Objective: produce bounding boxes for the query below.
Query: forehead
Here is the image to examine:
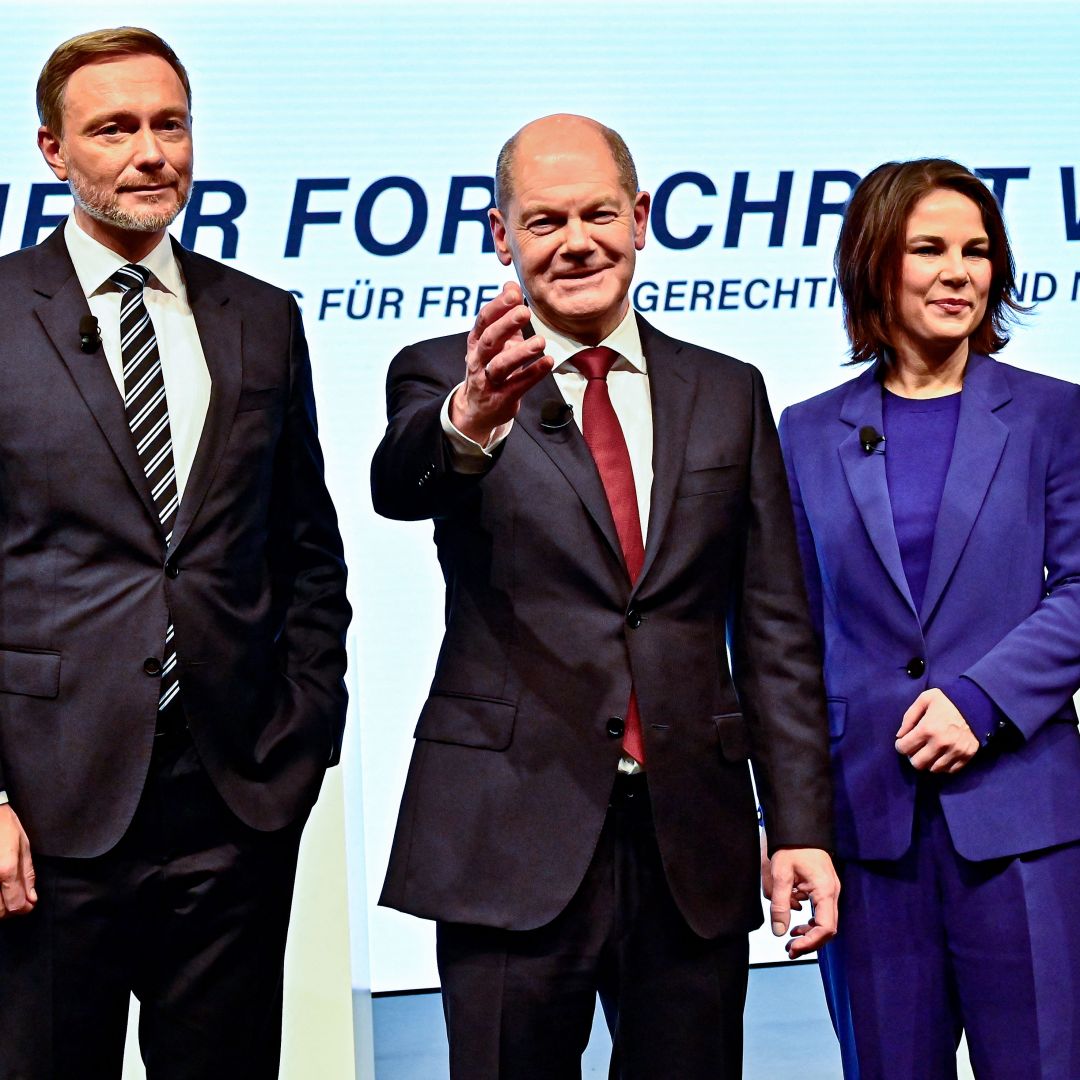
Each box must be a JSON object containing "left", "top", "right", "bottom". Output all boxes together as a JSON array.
[
  {"left": 511, "top": 131, "right": 623, "bottom": 206},
  {"left": 906, "top": 188, "right": 986, "bottom": 233},
  {"left": 63, "top": 53, "right": 188, "bottom": 118}
]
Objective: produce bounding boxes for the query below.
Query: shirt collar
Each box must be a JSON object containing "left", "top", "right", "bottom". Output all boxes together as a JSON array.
[
  {"left": 534, "top": 306, "right": 647, "bottom": 375},
  {"left": 63, "top": 212, "right": 183, "bottom": 299}
]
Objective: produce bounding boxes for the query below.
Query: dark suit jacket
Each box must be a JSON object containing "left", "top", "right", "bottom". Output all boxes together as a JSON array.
[
  {"left": 779, "top": 355, "right": 1080, "bottom": 863},
  {"left": 0, "top": 223, "right": 350, "bottom": 858},
  {"left": 371, "top": 314, "right": 832, "bottom": 939}
]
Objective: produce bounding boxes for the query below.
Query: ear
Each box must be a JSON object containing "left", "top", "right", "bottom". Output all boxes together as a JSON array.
[
  {"left": 632, "top": 191, "right": 650, "bottom": 251},
  {"left": 488, "top": 208, "right": 514, "bottom": 267},
  {"left": 37, "top": 126, "right": 68, "bottom": 181}
]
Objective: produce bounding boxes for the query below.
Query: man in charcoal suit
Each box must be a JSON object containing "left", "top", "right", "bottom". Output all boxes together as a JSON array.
[
  {"left": 372, "top": 113, "right": 837, "bottom": 1078},
  {"left": 0, "top": 27, "right": 350, "bottom": 1080}
]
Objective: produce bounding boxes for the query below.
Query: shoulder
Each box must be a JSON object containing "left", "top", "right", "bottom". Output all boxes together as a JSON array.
[
  {"left": 779, "top": 369, "right": 865, "bottom": 440},
  {"left": 981, "top": 355, "right": 1080, "bottom": 408},
  {"left": 176, "top": 245, "right": 295, "bottom": 312},
  {"left": 637, "top": 314, "right": 756, "bottom": 386},
  {"left": 380, "top": 329, "right": 471, "bottom": 394}
]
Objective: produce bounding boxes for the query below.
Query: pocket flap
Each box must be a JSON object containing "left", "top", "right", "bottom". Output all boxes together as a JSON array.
[
  {"left": 678, "top": 464, "right": 743, "bottom": 498},
  {"left": 714, "top": 711, "right": 751, "bottom": 762},
  {"left": 414, "top": 693, "right": 516, "bottom": 750},
  {"left": 0, "top": 648, "right": 61, "bottom": 699}
]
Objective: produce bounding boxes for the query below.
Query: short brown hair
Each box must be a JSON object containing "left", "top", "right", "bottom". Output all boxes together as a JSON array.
[
  {"left": 37, "top": 27, "right": 191, "bottom": 137},
  {"left": 835, "top": 158, "right": 1023, "bottom": 364},
  {"left": 494, "top": 119, "right": 639, "bottom": 211}
]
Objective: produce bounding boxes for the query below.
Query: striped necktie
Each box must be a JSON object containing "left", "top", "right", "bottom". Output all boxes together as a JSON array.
[{"left": 111, "top": 264, "right": 180, "bottom": 716}]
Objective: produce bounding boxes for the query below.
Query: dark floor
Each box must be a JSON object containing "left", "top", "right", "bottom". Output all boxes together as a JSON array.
[{"left": 371, "top": 961, "right": 843, "bottom": 1078}]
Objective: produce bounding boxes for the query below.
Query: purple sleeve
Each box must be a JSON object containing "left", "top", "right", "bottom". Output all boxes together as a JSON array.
[{"left": 944, "top": 677, "right": 1013, "bottom": 748}]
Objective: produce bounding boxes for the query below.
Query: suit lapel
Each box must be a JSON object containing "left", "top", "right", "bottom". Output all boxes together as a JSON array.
[
  {"left": 919, "top": 354, "right": 1010, "bottom": 625},
  {"left": 516, "top": 370, "right": 625, "bottom": 570},
  {"left": 31, "top": 226, "right": 161, "bottom": 527},
  {"left": 634, "top": 316, "right": 694, "bottom": 589},
  {"left": 166, "top": 244, "right": 242, "bottom": 555},
  {"left": 838, "top": 366, "right": 917, "bottom": 617}
]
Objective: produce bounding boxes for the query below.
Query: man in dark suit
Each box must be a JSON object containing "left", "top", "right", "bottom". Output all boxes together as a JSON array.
[
  {"left": 0, "top": 28, "right": 350, "bottom": 1079},
  {"left": 372, "top": 113, "right": 838, "bottom": 1078}
]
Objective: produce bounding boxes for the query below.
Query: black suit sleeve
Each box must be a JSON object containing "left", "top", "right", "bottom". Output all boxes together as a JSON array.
[
  {"left": 728, "top": 366, "right": 833, "bottom": 853},
  {"left": 370, "top": 339, "right": 493, "bottom": 521},
  {"left": 267, "top": 296, "right": 351, "bottom": 764}
]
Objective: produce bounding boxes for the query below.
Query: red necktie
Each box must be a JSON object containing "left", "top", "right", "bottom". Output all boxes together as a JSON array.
[{"left": 574, "top": 347, "right": 646, "bottom": 764}]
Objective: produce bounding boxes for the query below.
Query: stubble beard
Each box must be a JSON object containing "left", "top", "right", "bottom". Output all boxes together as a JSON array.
[{"left": 68, "top": 169, "right": 190, "bottom": 234}]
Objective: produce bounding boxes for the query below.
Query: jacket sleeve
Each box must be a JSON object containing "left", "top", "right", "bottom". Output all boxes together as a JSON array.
[
  {"left": 370, "top": 338, "right": 495, "bottom": 521},
  {"left": 962, "top": 380, "right": 1080, "bottom": 741},
  {"left": 728, "top": 367, "right": 833, "bottom": 854},
  {"left": 268, "top": 296, "right": 352, "bottom": 765}
]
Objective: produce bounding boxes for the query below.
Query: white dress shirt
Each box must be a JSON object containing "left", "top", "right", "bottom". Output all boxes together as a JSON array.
[
  {"left": 441, "top": 305, "right": 654, "bottom": 537},
  {"left": 64, "top": 214, "right": 212, "bottom": 500}
]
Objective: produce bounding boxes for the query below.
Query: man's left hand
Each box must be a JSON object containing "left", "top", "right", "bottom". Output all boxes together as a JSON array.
[
  {"left": 895, "top": 688, "right": 979, "bottom": 774},
  {"left": 767, "top": 847, "right": 839, "bottom": 959}
]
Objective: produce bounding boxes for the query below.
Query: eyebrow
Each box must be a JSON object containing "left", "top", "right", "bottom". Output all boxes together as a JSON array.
[
  {"left": 907, "top": 232, "right": 990, "bottom": 244},
  {"left": 80, "top": 106, "right": 189, "bottom": 129}
]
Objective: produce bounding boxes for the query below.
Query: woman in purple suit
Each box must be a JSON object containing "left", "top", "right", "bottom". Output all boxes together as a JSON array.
[{"left": 778, "top": 159, "right": 1080, "bottom": 1079}]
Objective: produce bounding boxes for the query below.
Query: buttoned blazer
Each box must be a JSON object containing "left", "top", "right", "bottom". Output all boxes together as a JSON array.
[
  {"left": 779, "top": 355, "right": 1080, "bottom": 863},
  {"left": 371, "top": 314, "right": 832, "bottom": 939},
  {"left": 0, "top": 223, "right": 350, "bottom": 857}
]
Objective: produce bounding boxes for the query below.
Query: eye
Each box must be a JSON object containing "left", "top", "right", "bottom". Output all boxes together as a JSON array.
[
  {"left": 910, "top": 244, "right": 940, "bottom": 256},
  {"left": 527, "top": 217, "right": 559, "bottom": 234},
  {"left": 590, "top": 210, "right": 617, "bottom": 223},
  {"left": 97, "top": 123, "right": 122, "bottom": 137},
  {"left": 965, "top": 246, "right": 990, "bottom": 259}
]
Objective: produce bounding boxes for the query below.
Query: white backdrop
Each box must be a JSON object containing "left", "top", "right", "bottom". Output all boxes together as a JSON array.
[{"left": 2, "top": 0, "right": 1077, "bottom": 999}]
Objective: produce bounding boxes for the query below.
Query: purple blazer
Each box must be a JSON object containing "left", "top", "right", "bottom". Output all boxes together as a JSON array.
[{"left": 779, "top": 354, "right": 1080, "bottom": 862}]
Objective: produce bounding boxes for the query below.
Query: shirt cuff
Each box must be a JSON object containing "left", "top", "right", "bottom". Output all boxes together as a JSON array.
[
  {"left": 944, "top": 677, "right": 1013, "bottom": 748},
  {"left": 439, "top": 385, "right": 512, "bottom": 474},
  {"left": 0, "top": 791, "right": 8, "bottom": 806}
]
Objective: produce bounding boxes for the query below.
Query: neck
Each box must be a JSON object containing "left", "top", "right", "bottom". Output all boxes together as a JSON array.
[
  {"left": 885, "top": 338, "right": 969, "bottom": 398},
  {"left": 541, "top": 298, "right": 629, "bottom": 347},
  {"left": 73, "top": 206, "right": 164, "bottom": 263}
]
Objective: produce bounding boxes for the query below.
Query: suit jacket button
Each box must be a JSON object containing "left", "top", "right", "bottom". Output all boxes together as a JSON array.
[
  {"left": 626, "top": 609, "right": 641, "bottom": 629},
  {"left": 143, "top": 657, "right": 162, "bottom": 676},
  {"left": 165, "top": 562, "right": 180, "bottom": 579},
  {"left": 606, "top": 716, "right": 625, "bottom": 738},
  {"left": 906, "top": 656, "right": 926, "bottom": 678}
]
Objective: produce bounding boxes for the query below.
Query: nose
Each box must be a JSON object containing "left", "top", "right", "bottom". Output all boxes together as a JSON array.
[
  {"left": 940, "top": 247, "right": 969, "bottom": 284},
  {"left": 131, "top": 126, "right": 166, "bottom": 169},
  {"left": 562, "top": 216, "right": 596, "bottom": 256}
]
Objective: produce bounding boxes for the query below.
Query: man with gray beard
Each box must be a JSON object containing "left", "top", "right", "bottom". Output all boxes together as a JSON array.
[{"left": 0, "top": 28, "right": 350, "bottom": 1079}]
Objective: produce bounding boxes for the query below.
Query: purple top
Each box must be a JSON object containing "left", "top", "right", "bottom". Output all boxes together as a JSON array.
[{"left": 883, "top": 388, "right": 1006, "bottom": 744}]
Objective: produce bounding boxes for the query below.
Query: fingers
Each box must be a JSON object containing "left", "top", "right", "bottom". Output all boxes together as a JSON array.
[
  {"left": 0, "top": 808, "right": 37, "bottom": 918},
  {"left": 759, "top": 829, "right": 773, "bottom": 899},
  {"left": 769, "top": 860, "right": 794, "bottom": 936},
  {"left": 468, "top": 283, "right": 532, "bottom": 368},
  {"left": 787, "top": 918, "right": 833, "bottom": 959},
  {"left": 896, "top": 691, "right": 931, "bottom": 741}
]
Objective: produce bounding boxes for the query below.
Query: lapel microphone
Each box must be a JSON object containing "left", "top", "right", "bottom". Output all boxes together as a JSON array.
[
  {"left": 79, "top": 314, "right": 102, "bottom": 354},
  {"left": 540, "top": 400, "right": 574, "bottom": 431},
  {"left": 859, "top": 425, "right": 885, "bottom": 455}
]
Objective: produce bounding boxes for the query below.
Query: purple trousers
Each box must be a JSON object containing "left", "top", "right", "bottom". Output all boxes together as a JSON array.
[{"left": 824, "top": 781, "right": 1080, "bottom": 1079}]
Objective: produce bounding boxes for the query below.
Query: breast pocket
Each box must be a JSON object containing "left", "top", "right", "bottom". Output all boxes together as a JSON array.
[{"left": 677, "top": 462, "right": 744, "bottom": 498}]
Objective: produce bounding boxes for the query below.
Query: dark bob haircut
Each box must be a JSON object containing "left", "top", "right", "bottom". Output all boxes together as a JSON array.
[{"left": 835, "top": 158, "right": 1024, "bottom": 364}]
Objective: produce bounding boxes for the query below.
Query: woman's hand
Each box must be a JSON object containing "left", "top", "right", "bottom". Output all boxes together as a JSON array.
[{"left": 895, "top": 688, "right": 979, "bottom": 773}]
